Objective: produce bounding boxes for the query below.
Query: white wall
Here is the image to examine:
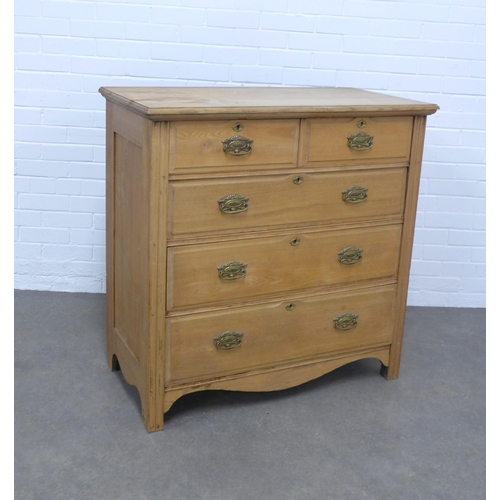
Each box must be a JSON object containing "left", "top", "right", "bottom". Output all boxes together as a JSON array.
[{"left": 14, "top": 0, "right": 486, "bottom": 307}]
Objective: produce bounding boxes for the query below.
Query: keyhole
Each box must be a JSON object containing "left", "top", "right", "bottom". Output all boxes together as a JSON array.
[
  {"left": 290, "top": 237, "right": 300, "bottom": 246},
  {"left": 233, "top": 122, "right": 244, "bottom": 132}
]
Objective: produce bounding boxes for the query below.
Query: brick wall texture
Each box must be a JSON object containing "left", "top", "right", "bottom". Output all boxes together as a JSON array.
[{"left": 14, "top": 0, "right": 486, "bottom": 307}]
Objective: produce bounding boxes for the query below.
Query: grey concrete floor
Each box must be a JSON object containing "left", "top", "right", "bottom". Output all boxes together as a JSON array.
[{"left": 15, "top": 290, "right": 485, "bottom": 500}]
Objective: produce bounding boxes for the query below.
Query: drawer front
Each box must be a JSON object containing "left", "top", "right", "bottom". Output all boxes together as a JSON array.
[
  {"left": 301, "top": 116, "right": 413, "bottom": 167},
  {"left": 167, "top": 224, "right": 401, "bottom": 310},
  {"left": 167, "top": 285, "right": 397, "bottom": 382},
  {"left": 169, "top": 119, "right": 300, "bottom": 173},
  {"left": 168, "top": 167, "right": 407, "bottom": 237}
]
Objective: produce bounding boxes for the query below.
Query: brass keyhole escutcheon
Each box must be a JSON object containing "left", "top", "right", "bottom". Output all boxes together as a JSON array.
[
  {"left": 286, "top": 303, "right": 296, "bottom": 311},
  {"left": 357, "top": 119, "right": 367, "bottom": 129},
  {"left": 232, "top": 122, "right": 244, "bottom": 132},
  {"left": 290, "top": 237, "right": 300, "bottom": 246},
  {"left": 293, "top": 176, "right": 303, "bottom": 185}
]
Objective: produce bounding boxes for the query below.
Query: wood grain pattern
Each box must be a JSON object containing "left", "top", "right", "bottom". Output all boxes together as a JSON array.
[
  {"left": 167, "top": 224, "right": 402, "bottom": 310},
  {"left": 105, "top": 101, "right": 116, "bottom": 372},
  {"left": 99, "top": 87, "right": 439, "bottom": 120},
  {"left": 105, "top": 103, "right": 149, "bottom": 429},
  {"left": 100, "top": 87, "right": 437, "bottom": 431},
  {"left": 301, "top": 116, "right": 413, "bottom": 167},
  {"left": 168, "top": 168, "right": 407, "bottom": 237},
  {"left": 167, "top": 285, "right": 397, "bottom": 383},
  {"left": 169, "top": 118, "right": 300, "bottom": 173},
  {"left": 113, "top": 133, "right": 147, "bottom": 362},
  {"left": 164, "top": 347, "right": 391, "bottom": 412},
  {"left": 143, "top": 119, "right": 169, "bottom": 432},
  {"left": 383, "top": 115, "right": 428, "bottom": 381},
  {"left": 105, "top": 103, "right": 169, "bottom": 432}
]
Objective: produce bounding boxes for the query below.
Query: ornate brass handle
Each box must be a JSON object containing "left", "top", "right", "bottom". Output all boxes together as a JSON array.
[
  {"left": 347, "top": 132, "right": 373, "bottom": 151},
  {"left": 333, "top": 312, "right": 359, "bottom": 331},
  {"left": 337, "top": 246, "right": 363, "bottom": 265},
  {"left": 342, "top": 185, "right": 368, "bottom": 204},
  {"left": 218, "top": 194, "right": 249, "bottom": 214},
  {"left": 217, "top": 260, "right": 247, "bottom": 280},
  {"left": 222, "top": 135, "right": 253, "bottom": 156},
  {"left": 214, "top": 331, "right": 243, "bottom": 350}
]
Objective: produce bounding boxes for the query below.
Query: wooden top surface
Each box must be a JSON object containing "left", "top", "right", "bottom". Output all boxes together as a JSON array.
[{"left": 99, "top": 86, "right": 439, "bottom": 120}]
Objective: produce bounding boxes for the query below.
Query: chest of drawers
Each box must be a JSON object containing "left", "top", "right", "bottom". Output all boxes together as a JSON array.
[{"left": 99, "top": 87, "right": 438, "bottom": 432}]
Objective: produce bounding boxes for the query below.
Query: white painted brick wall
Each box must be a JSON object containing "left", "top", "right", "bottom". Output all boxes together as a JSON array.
[{"left": 14, "top": 0, "right": 486, "bottom": 307}]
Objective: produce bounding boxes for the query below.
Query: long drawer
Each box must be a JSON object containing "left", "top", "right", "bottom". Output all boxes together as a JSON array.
[
  {"left": 167, "top": 224, "right": 401, "bottom": 310},
  {"left": 167, "top": 285, "right": 397, "bottom": 383},
  {"left": 168, "top": 167, "right": 407, "bottom": 238}
]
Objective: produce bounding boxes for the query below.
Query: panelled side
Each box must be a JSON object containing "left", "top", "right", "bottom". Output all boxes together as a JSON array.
[
  {"left": 113, "top": 132, "right": 148, "bottom": 363},
  {"left": 106, "top": 101, "right": 162, "bottom": 429}
]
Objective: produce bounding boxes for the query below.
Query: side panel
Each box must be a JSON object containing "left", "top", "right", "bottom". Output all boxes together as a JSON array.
[
  {"left": 106, "top": 101, "right": 169, "bottom": 431},
  {"left": 113, "top": 133, "right": 148, "bottom": 362},
  {"left": 106, "top": 101, "right": 147, "bottom": 391}
]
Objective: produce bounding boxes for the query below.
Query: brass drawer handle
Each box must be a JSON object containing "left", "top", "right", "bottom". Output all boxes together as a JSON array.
[
  {"left": 218, "top": 194, "right": 249, "bottom": 214},
  {"left": 290, "top": 237, "right": 300, "bottom": 246},
  {"left": 333, "top": 312, "right": 359, "bottom": 331},
  {"left": 342, "top": 185, "right": 368, "bottom": 204},
  {"left": 214, "top": 331, "right": 243, "bottom": 350},
  {"left": 293, "top": 176, "right": 303, "bottom": 185},
  {"left": 347, "top": 132, "right": 373, "bottom": 151},
  {"left": 337, "top": 246, "right": 363, "bottom": 265},
  {"left": 222, "top": 135, "right": 253, "bottom": 156},
  {"left": 217, "top": 260, "right": 247, "bottom": 280}
]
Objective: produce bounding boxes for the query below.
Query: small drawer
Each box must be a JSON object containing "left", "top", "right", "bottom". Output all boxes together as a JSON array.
[
  {"left": 167, "top": 224, "right": 402, "bottom": 310},
  {"left": 300, "top": 116, "right": 413, "bottom": 168},
  {"left": 169, "top": 119, "right": 300, "bottom": 174},
  {"left": 167, "top": 285, "right": 397, "bottom": 383},
  {"left": 168, "top": 168, "right": 407, "bottom": 238}
]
